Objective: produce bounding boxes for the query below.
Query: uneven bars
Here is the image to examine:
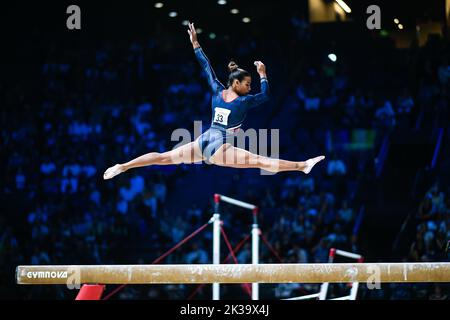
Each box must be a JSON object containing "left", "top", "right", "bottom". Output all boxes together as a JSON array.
[
  {"left": 216, "top": 194, "right": 256, "bottom": 211},
  {"left": 335, "top": 249, "right": 362, "bottom": 260}
]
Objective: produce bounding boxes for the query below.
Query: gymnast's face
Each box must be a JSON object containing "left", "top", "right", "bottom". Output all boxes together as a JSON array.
[{"left": 233, "top": 76, "right": 252, "bottom": 96}]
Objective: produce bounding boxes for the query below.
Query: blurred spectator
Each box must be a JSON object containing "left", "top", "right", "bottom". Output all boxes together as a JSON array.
[
  {"left": 429, "top": 285, "right": 448, "bottom": 300},
  {"left": 185, "top": 242, "right": 208, "bottom": 264},
  {"left": 375, "top": 100, "right": 396, "bottom": 129},
  {"left": 327, "top": 154, "right": 347, "bottom": 176},
  {"left": 337, "top": 200, "right": 354, "bottom": 224}
]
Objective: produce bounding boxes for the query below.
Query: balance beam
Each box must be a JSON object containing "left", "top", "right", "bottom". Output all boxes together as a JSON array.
[{"left": 16, "top": 263, "right": 450, "bottom": 285}]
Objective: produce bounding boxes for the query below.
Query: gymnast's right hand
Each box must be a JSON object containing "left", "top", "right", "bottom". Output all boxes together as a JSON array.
[{"left": 187, "top": 22, "right": 200, "bottom": 48}]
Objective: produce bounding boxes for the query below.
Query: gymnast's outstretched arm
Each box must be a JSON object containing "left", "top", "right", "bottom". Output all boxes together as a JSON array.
[{"left": 188, "top": 22, "right": 225, "bottom": 93}]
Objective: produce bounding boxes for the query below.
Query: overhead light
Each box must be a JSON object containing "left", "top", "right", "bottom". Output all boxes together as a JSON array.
[
  {"left": 328, "top": 53, "right": 337, "bottom": 62},
  {"left": 335, "top": 0, "right": 351, "bottom": 13},
  {"left": 168, "top": 11, "right": 178, "bottom": 18},
  {"left": 218, "top": 0, "right": 227, "bottom": 5},
  {"left": 230, "top": 9, "right": 239, "bottom": 14},
  {"left": 242, "top": 17, "right": 251, "bottom": 23},
  {"left": 394, "top": 18, "right": 399, "bottom": 24},
  {"left": 209, "top": 33, "right": 217, "bottom": 39},
  {"left": 398, "top": 24, "right": 404, "bottom": 30},
  {"left": 154, "top": 2, "right": 164, "bottom": 9},
  {"left": 196, "top": 28, "right": 203, "bottom": 34},
  {"left": 182, "top": 20, "right": 190, "bottom": 26}
]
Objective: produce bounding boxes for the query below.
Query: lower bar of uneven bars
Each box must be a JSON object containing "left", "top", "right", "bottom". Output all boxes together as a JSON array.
[
  {"left": 335, "top": 250, "right": 362, "bottom": 260},
  {"left": 16, "top": 262, "right": 450, "bottom": 285},
  {"left": 330, "top": 295, "right": 351, "bottom": 300},
  {"left": 283, "top": 293, "right": 320, "bottom": 300},
  {"left": 218, "top": 195, "right": 256, "bottom": 210}
]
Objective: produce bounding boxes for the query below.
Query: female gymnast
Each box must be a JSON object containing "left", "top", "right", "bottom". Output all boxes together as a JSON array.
[{"left": 103, "top": 22, "right": 324, "bottom": 180}]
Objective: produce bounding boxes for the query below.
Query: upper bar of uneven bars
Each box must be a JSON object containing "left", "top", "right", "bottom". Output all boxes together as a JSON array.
[
  {"left": 16, "top": 263, "right": 450, "bottom": 285},
  {"left": 215, "top": 194, "right": 257, "bottom": 211}
]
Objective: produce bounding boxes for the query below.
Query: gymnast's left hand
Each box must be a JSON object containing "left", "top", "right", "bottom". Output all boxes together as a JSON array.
[{"left": 254, "top": 61, "right": 266, "bottom": 77}]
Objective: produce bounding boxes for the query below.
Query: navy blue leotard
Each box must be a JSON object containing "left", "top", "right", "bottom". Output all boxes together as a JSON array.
[{"left": 194, "top": 47, "right": 270, "bottom": 161}]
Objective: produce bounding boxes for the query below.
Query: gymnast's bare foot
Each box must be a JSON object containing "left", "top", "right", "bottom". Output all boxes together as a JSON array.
[
  {"left": 103, "top": 164, "right": 126, "bottom": 180},
  {"left": 300, "top": 156, "right": 325, "bottom": 174}
]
